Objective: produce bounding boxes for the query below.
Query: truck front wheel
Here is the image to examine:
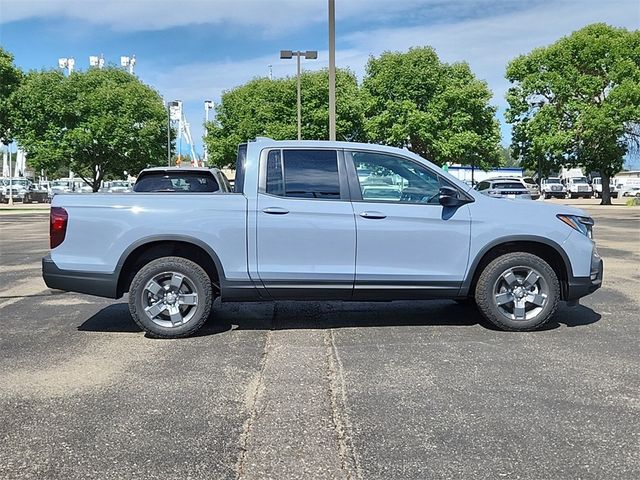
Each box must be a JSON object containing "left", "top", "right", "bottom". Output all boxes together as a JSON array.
[
  {"left": 475, "top": 252, "right": 559, "bottom": 331},
  {"left": 129, "top": 256, "right": 213, "bottom": 338}
]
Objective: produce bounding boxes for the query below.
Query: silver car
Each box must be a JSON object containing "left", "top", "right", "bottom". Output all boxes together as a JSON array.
[{"left": 474, "top": 179, "right": 532, "bottom": 200}]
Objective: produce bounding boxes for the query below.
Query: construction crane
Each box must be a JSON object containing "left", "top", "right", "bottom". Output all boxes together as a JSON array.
[
  {"left": 171, "top": 103, "right": 200, "bottom": 167},
  {"left": 177, "top": 115, "right": 200, "bottom": 167}
]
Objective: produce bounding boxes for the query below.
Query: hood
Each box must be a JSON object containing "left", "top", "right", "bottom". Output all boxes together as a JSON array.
[{"left": 471, "top": 191, "right": 588, "bottom": 217}]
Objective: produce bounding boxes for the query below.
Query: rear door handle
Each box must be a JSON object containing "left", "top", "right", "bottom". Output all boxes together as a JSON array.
[
  {"left": 359, "top": 211, "right": 386, "bottom": 219},
  {"left": 262, "top": 207, "right": 290, "bottom": 215}
]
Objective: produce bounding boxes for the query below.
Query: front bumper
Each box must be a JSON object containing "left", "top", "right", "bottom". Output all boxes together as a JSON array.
[
  {"left": 42, "top": 255, "right": 118, "bottom": 298},
  {"left": 565, "top": 251, "right": 603, "bottom": 301}
]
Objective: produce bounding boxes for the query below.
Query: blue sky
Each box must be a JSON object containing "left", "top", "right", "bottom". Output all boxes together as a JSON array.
[{"left": 1, "top": 0, "right": 639, "bottom": 166}]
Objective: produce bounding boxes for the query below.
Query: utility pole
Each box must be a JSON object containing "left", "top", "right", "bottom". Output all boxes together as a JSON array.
[{"left": 328, "top": 0, "right": 336, "bottom": 141}]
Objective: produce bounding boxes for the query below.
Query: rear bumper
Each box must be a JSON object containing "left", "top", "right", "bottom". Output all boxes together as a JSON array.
[
  {"left": 565, "top": 256, "right": 603, "bottom": 301},
  {"left": 42, "top": 255, "right": 119, "bottom": 298}
]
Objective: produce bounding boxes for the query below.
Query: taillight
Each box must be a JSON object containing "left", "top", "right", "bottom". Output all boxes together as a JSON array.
[{"left": 50, "top": 207, "right": 68, "bottom": 249}]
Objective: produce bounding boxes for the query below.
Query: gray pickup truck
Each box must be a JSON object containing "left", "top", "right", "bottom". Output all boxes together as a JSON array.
[{"left": 43, "top": 138, "right": 602, "bottom": 338}]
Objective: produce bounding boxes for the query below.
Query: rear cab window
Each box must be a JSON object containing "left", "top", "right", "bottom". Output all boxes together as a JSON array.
[
  {"left": 133, "top": 172, "right": 220, "bottom": 193},
  {"left": 263, "top": 149, "right": 345, "bottom": 200}
]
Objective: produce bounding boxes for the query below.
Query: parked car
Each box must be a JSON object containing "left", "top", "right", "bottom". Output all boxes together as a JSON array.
[
  {"left": 563, "top": 177, "right": 593, "bottom": 199},
  {"left": 50, "top": 179, "right": 74, "bottom": 196},
  {"left": 43, "top": 139, "right": 602, "bottom": 338},
  {"left": 474, "top": 179, "right": 532, "bottom": 200},
  {"left": 521, "top": 177, "right": 541, "bottom": 199},
  {"left": 541, "top": 177, "right": 567, "bottom": 199},
  {"left": 0, "top": 177, "right": 30, "bottom": 203},
  {"left": 23, "top": 183, "right": 50, "bottom": 203},
  {"left": 591, "top": 177, "right": 618, "bottom": 199},
  {"left": 106, "top": 180, "right": 132, "bottom": 193},
  {"left": 622, "top": 186, "right": 640, "bottom": 197},
  {"left": 133, "top": 167, "right": 231, "bottom": 193}
]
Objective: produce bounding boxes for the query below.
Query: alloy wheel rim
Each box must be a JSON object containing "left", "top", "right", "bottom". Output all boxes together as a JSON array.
[
  {"left": 142, "top": 271, "right": 199, "bottom": 328},
  {"left": 492, "top": 266, "right": 548, "bottom": 321}
]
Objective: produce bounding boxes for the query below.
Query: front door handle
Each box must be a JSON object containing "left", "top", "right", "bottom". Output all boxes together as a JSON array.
[
  {"left": 359, "top": 211, "right": 386, "bottom": 219},
  {"left": 262, "top": 207, "right": 290, "bottom": 215}
]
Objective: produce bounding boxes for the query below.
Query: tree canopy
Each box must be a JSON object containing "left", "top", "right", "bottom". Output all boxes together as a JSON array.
[
  {"left": 204, "top": 68, "right": 364, "bottom": 167},
  {"left": 0, "top": 46, "right": 23, "bottom": 144},
  {"left": 506, "top": 23, "right": 640, "bottom": 204},
  {"left": 10, "top": 67, "right": 168, "bottom": 190},
  {"left": 362, "top": 47, "right": 502, "bottom": 168}
]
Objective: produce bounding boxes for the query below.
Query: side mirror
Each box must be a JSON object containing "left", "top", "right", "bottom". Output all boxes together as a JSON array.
[{"left": 439, "top": 186, "right": 463, "bottom": 207}]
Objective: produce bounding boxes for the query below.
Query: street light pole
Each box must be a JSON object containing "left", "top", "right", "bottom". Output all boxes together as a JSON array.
[
  {"left": 280, "top": 50, "right": 317, "bottom": 141},
  {"left": 328, "top": 0, "right": 336, "bottom": 141}
]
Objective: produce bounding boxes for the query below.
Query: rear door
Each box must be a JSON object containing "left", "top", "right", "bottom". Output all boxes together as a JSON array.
[
  {"left": 256, "top": 148, "right": 356, "bottom": 299},
  {"left": 346, "top": 150, "right": 471, "bottom": 300}
]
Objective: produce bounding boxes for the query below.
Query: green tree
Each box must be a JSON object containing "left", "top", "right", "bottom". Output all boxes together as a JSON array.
[
  {"left": 506, "top": 23, "right": 640, "bottom": 204},
  {"left": 362, "top": 47, "right": 502, "bottom": 169},
  {"left": 204, "top": 68, "right": 364, "bottom": 167},
  {"left": 500, "top": 146, "right": 521, "bottom": 168},
  {"left": 10, "top": 67, "right": 168, "bottom": 190},
  {"left": 0, "top": 47, "right": 23, "bottom": 144}
]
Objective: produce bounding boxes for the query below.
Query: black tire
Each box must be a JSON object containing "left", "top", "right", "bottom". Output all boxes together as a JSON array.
[
  {"left": 129, "top": 256, "right": 213, "bottom": 338},
  {"left": 475, "top": 252, "right": 559, "bottom": 331},
  {"left": 544, "top": 194, "right": 550, "bottom": 199}
]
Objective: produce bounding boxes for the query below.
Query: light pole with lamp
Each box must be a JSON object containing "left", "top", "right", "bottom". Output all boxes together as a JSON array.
[
  {"left": 120, "top": 55, "right": 136, "bottom": 74},
  {"left": 280, "top": 50, "right": 317, "bottom": 140},
  {"left": 58, "top": 57, "right": 75, "bottom": 75},
  {"left": 89, "top": 54, "right": 105, "bottom": 69}
]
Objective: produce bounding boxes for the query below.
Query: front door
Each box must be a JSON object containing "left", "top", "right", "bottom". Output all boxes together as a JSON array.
[
  {"left": 256, "top": 148, "right": 356, "bottom": 299},
  {"left": 346, "top": 150, "right": 471, "bottom": 300}
]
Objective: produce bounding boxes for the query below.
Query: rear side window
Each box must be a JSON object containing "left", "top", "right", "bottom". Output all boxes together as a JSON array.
[
  {"left": 134, "top": 172, "right": 219, "bottom": 192},
  {"left": 265, "top": 149, "right": 340, "bottom": 199}
]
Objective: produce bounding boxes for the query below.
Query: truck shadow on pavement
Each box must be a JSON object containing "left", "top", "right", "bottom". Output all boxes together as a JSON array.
[{"left": 78, "top": 300, "right": 601, "bottom": 337}]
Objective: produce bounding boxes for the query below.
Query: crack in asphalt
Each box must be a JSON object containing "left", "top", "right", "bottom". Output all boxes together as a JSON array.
[
  {"left": 325, "top": 329, "right": 362, "bottom": 480},
  {"left": 235, "top": 326, "right": 273, "bottom": 480}
]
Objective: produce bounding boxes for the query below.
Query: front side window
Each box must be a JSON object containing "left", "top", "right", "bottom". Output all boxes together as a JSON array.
[
  {"left": 350, "top": 151, "right": 442, "bottom": 204},
  {"left": 265, "top": 149, "right": 340, "bottom": 199}
]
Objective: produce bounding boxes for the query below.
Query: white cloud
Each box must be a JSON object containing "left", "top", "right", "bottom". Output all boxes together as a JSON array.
[{"left": 0, "top": 0, "right": 482, "bottom": 31}]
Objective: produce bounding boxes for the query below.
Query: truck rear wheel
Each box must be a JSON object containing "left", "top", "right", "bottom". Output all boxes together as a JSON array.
[
  {"left": 475, "top": 252, "right": 559, "bottom": 331},
  {"left": 129, "top": 256, "right": 212, "bottom": 338}
]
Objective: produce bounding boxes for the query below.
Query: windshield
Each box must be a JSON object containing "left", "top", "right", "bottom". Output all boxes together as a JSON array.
[
  {"left": 571, "top": 177, "right": 589, "bottom": 183},
  {"left": 545, "top": 178, "right": 561, "bottom": 184},
  {"left": 52, "top": 180, "right": 71, "bottom": 187},
  {"left": 110, "top": 181, "right": 129, "bottom": 187}
]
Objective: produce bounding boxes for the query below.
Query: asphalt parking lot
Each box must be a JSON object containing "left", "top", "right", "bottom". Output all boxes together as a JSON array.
[{"left": 1, "top": 200, "right": 639, "bottom": 480}]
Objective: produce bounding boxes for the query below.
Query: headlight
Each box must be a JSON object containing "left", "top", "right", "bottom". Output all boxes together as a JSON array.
[{"left": 557, "top": 214, "right": 594, "bottom": 239}]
